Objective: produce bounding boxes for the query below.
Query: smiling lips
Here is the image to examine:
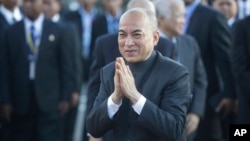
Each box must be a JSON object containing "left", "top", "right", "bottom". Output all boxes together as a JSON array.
[{"left": 125, "top": 50, "right": 137, "bottom": 56}]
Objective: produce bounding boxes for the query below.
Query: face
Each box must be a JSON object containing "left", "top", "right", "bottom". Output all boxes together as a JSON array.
[
  {"left": 118, "top": 12, "right": 159, "bottom": 63},
  {"left": 183, "top": 0, "right": 195, "bottom": 6},
  {"left": 212, "top": 0, "right": 237, "bottom": 19},
  {"left": 22, "top": 0, "right": 43, "bottom": 21},
  {"left": 78, "top": 0, "right": 96, "bottom": 8},
  {"left": 159, "top": 3, "right": 185, "bottom": 37},
  {"left": 43, "top": 0, "right": 60, "bottom": 18},
  {"left": 2, "top": 0, "right": 18, "bottom": 10}
]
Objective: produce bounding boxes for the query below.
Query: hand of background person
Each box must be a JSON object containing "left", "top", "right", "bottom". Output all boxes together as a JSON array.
[
  {"left": 2, "top": 104, "right": 12, "bottom": 122},
  {"left": 59, "top": 101, "right": 70, "bottom": 116},
  {"left": 185, "top": 113, "right": 200, "bottom": 135},
  {"left": 216, "top": 97, "right": 234, "bottom": 119},
  {"left": 89, "top": 136, "right": 103, "bottom": 141},
  {"left": 71, "top": 92, "right": 80, "bottom": 107},
  {"left": 115, "top": 57, "right": 141, "bottom": 104}
]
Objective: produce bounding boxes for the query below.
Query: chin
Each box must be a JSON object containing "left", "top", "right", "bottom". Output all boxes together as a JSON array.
[{"left": 124, "top": 57, "right": 139, "bottom": 63}]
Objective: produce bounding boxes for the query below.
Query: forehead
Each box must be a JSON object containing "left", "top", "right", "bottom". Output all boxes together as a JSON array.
[{"left": 119, "top": 12, "right": 147, "bottom": 29}]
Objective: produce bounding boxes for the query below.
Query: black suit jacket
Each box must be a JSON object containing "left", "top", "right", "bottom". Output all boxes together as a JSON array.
[
  {"left": 86, "top": 51, "right": 192, "bottom": 141},
  {"left": 232, "top": 16, "right": 250, "bottom": 123},
  {"left": 186, "top": 4, "right": 236, "bottom": 115},
  {"left": 1, "top": 19, "right": 74, "bottom": 114},
  {"left": 176, "top": 35, "right": 207, "bottom": 117},
  {"left": 86, "top": 33, "right": 176, "bottom": 114}
]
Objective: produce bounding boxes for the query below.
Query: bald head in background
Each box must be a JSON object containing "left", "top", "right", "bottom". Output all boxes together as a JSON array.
[{"left": 127, "top": 0, "right": 156, "bottom": 13}]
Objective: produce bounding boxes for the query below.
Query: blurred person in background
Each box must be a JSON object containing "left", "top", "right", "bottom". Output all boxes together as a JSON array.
[
  {"left": 0, "top": 0, "right": 76, "bottom": 140},
  {"left": 0, "top": 0, "right": 23, "bottom": 140},
  {"left": 89, "top": 0, "right": 124, "bottom": 59},
  {"left": 155, "top": 0, "right": 207, "bottom": 140},
  {"left": 183, "top": 0, "right": 237, "bottom": 141},
  {"left": 232, "top": 13, "right": 250, "bottom": 125},
  {"left": 43, "top": 0, "right": 82, "bottom": 141},
  {"left": 65, "top": 0, "right": 99, "bottom": 84},
  {"left": 211, "top": 0, "right": 239, "bottom": 27}
]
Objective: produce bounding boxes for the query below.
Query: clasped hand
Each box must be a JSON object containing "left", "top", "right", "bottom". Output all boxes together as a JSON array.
[{"left": 111, "top": 57, "right": 141, "bottom": 105}]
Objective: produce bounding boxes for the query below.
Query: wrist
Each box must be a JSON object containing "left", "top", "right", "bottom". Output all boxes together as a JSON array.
[{"left": 111, "top": 92, "right": 122, "bottom": 104}]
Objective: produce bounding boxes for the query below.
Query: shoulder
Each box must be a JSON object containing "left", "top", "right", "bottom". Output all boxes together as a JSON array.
[{"left": 156, "top": 51, "right": 188, "bottom": 74}]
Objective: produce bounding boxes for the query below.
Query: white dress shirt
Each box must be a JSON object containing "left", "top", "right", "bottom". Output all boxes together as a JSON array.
[{"left": 0, "top": 5, "right": 22, "bottom": 25}]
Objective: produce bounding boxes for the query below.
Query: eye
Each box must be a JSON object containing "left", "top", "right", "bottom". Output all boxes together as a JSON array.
[{"left": 134, "top": 33, "right": 142, "bottom": 38}]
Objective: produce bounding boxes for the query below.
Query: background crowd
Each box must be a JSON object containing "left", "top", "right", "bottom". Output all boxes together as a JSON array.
[{"left": 0, "top": 0, "right": 249, "bottom": 141}]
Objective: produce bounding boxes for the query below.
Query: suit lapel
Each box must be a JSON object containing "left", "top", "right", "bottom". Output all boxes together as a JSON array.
[{"left": 37, "top": 19, "right": 53, "bottom": 57}]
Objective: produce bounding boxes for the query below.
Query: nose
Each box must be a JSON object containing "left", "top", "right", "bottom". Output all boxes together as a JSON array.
[{"left": 125, "top": 36, "right": 134, "bottom": 46}]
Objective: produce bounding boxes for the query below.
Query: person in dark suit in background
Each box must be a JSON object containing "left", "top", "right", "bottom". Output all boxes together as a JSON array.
[
  {"left": 65, "top": 0, "right": 99, "bottom": 83},
  {"left": 87, "top": 1, "right": 176, "bottom": 141},
  {"left": 43, "top": 0, "right": 82, "bottom": 141},
  {"left": 232, "top": 16, "right": 250, "bottom": 124},
  {"left": 86, "top": 7, "right": 192, "bottom": 141},
  {"left": 0, "top": 0, "right": 75, "bottom": 140},
  {"left": 0, "top": 0, "right": 22, "bottom": 140},
  {"left": 89, "top": 0, "right": 124, "bottom": 59},
  {"left": 155, "top": 0, "right": 207, "bottom": 140},
  {"left": 183, "top": 0, "right": 237, "bottom": 141},
  {"left": 211, "top": 0, "right": 239, "bottom": 139},
  {"left": 211, "top": 0, "right": 239, "bottom": 27}
]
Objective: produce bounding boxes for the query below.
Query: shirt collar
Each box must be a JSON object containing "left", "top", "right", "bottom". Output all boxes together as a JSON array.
[
  {"left": 159, "top": 30, "right": 177, "bottom": 44},
  {"left": 51, "top": 13, "right": 60, "bottom": 23},
  {"left": 0, "top": 5, "right": 22, "bottom": 24},
  {"left": 105, "top": 10, "right": 122, "bottom": 23},
  {"left": 228, "top": 17, "right": 236, "bottom": 27},
  {"left": 78, "top": 6, "right": 98, "bottom": 18},
  {"left": 185, "top": 0, "right": 199, "bottom": 20},
  {"left": 24, "top": 14, "right": 44, "bottom": 35}
]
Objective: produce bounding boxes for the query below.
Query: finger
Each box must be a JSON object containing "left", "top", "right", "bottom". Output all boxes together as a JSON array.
[{"left": 119, "top": 57, "right": 127, "bottom": 74}]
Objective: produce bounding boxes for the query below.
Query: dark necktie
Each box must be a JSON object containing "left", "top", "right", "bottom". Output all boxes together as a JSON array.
[{"left": 30, "top": 25, "right": 36, "bottom": 46}]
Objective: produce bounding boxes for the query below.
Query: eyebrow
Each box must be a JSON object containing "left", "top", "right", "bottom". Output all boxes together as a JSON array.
[{"left": 118, "top": 29, "right": 143, "bottom": 33}]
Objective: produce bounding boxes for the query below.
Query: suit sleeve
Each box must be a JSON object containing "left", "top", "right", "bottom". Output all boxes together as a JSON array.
[
  {"left": 211, "top": 13, "right": 236, "bottom": 98},
  {"left": 0, "top": 28, "right": 11, "bottom": 104},
  {"left": 59, "top": 25, "right": 76, "bottom": 101},
  {"left": 232, "top": 19, "right": 250, "bottom": 101},
  {"left": 86, "top": 67, "right": 115, "bottom": 137},
  {"left": 189, "top": 37, "right": 207, "bottom": 117},
  {"left": 135, "top": 67, "right": 192, "bottom": 140}
]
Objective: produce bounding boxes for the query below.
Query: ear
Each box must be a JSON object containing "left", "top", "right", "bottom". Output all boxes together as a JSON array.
[{"left": 153, "top": 31, "right": 160, "bottom": 47}]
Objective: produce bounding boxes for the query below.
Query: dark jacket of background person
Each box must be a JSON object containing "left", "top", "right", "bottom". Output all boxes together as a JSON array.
[
  {"left": 232, "top": 16, "right": 250, "bottom": 124},
  {"left": 186, "top": 4, "right": 236, "bottom": 116}
]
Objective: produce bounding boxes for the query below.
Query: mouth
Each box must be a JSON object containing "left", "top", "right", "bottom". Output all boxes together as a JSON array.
[{"left": 124, "top": 50, "right": 137, "bottom": 56}]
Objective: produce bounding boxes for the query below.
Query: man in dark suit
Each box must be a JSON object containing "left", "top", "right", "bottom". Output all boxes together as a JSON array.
[
  {"left": 155, "top": 0, "right": 207, "bottom": 140},
  {"left": 0, "top": 0, "right": 22, "bottom": 140},
  {"left": 183, "top": 0, "right": 237, "bottom": 141},
  {"left": 87, "top": 1, "right": 176, "bottom": 140},
  {"left": 65, "top": 0, "right": 99, "bottom": 83},
  {"left": 43, "top": 0, "right": 82, "bottom": 141},
  {"left": 211, "top": 0, "right": 239, "bottom": 28},
  {"left": 0, "top": 0, "right": 75, "bottom": 140},
  {"left": 89, "top": 0, "right": 124, "bottom": 60},
  {"left": 86, "top": 7, "right": 192, "bottom": 141},
  {"left": 232, "top": 16, "right": 250, "bottom": 124}
]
